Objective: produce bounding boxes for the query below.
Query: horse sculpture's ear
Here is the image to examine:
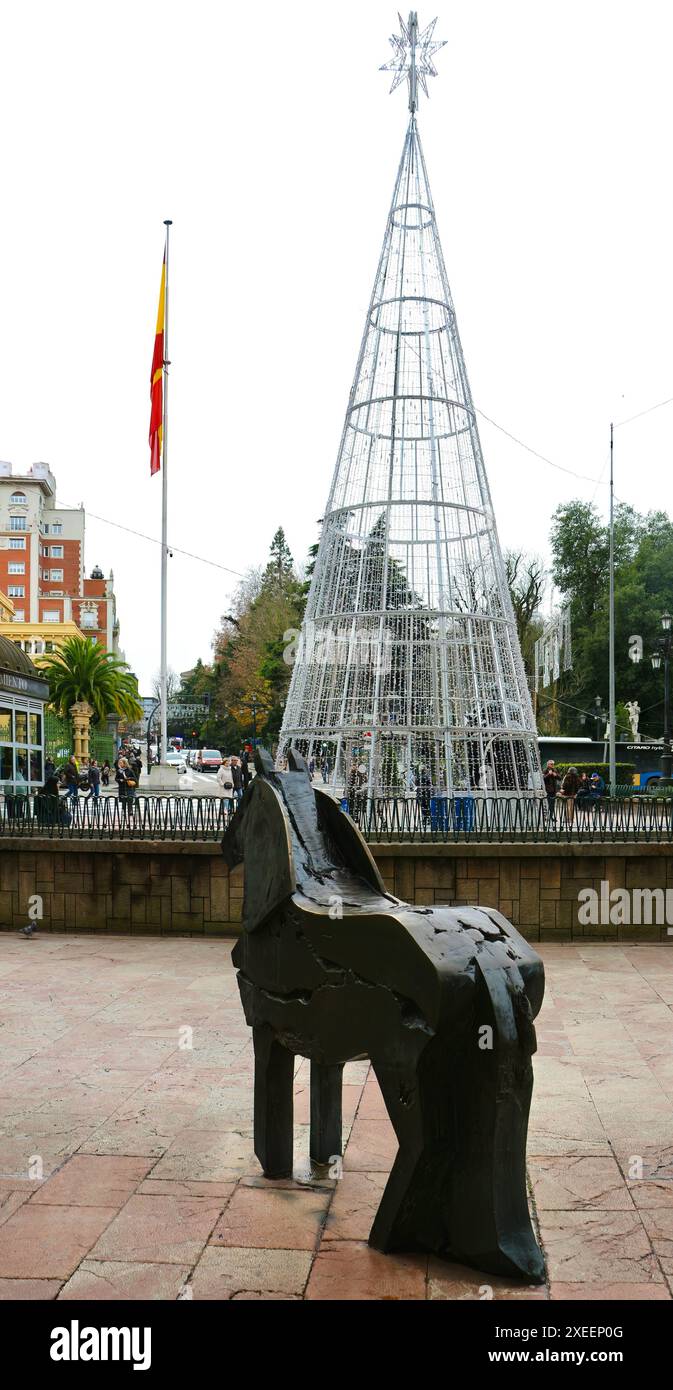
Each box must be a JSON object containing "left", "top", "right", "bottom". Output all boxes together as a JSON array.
[
  {"left": 314, "top": 788, "right": 388, "bottom": 896},
  {"left": 287, "top": 748, "right": 310, "bottom": 776},
  {"left": 239, "top": 778, "right": 297, "bottom": 931},
  {"left": 254, "top": 746, "right": 276, "bottom": 778}
]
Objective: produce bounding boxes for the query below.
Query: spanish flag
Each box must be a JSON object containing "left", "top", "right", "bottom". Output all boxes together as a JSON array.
[{"left": 149, "top": 253, "right": 166, "bottom": 476}]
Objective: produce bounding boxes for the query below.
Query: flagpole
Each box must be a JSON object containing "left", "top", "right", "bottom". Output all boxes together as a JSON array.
[{"left": 160, "top": 219, "right": 172, "bottom": 765}]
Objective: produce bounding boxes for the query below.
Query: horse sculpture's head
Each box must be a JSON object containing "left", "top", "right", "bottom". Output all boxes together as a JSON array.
[
  {"left": 221, "top": 746, "right": 386, "bottom": 932},
  {"left": 221, "top": 748, "right": 297, "bottom": 932}
]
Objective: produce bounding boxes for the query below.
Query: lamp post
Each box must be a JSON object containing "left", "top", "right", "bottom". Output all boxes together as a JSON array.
[
  {"left": 593, "top": 696, "right": 603, "bottom": 743},
  {"left": 651, "top": 611, "right": 673, "bottom": 782}
]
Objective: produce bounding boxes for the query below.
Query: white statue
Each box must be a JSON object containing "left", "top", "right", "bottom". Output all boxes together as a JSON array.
[{"left": 625, "top": 700, "right": 641, "bottom": 742}]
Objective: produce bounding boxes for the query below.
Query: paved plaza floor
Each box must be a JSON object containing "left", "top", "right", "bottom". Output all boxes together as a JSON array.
[{"left": 0, "top": 934, "right": 672, "bottom": 1301}]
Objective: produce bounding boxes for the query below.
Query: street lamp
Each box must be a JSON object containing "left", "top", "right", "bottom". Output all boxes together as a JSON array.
[
  {"left": 650, "top": 613, "right": 673, "bottom": 782},
  {"left": 593, "top": 696, "right": 603, "bottom": 743}
]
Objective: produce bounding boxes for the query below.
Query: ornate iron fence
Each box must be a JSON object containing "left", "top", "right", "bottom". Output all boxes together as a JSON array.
[{"left": 0, "top": 791, "right": 672, "bottom": 844}]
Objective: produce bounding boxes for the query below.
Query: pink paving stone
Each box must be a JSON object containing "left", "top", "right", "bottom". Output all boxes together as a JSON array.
[
  {"left": 189, "top": 1246, "right": 312, "bottom": 1299},
  {"left": 550, "top": 1282, "right": 671, "bottom": 1300},
  {"left": 528, "top": 1156, "right": 634, "bottom": 1211},
  {"left": 149, "top": 1128, "right": 255, "bottom": 1182},
  {"left": 427, "top": 1258, "right": 547, "bottom": 1301},
  {"left": 322, "top": 1172, "right": 388, "bottom": 1241},
  {"left": 356, "top": 1082, "right": 390, "bottom": 1120},
  {"left": 137, "top": 1179, "right": 236, "bottom": 1199},
  {"left": 58, "top": 1260, "right": 193, "bottom": 1300},
  {"left": 639, "top": 1209, "right": 673, "bottom": 1272},
  {"left": 538, "top": 1210, "right": 664, "bottom": 1284},
  {"left": 32, "top": 1155, "right": 154, "bottom": 1206},
  {"left": 0, "top": 1279, "right": 63, "bottom": 1300},
  {"left": 343, "top": 1118, "right": 397, "bottom": 1172},
  {"left": 87, "top": 1194, "right": 225, "bottom": 1265},
  {"left": 305, "top": 1241, "right": 427, "bottom": 1300},
  {"left": 211, "top": 1183, "right": 330, "bottom": 1250},
  {"left": 0, "top": 1203, "right": 118, "bottom": 1279}
]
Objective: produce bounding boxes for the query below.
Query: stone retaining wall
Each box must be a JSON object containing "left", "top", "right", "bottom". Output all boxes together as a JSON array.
[{"left": 0, "top": 838, "right": 672, "bottom": 941}]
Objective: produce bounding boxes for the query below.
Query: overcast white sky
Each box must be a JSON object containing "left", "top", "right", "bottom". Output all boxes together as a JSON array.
[{"left": 1, "top": 0, "right": 672, "bottom": 690}]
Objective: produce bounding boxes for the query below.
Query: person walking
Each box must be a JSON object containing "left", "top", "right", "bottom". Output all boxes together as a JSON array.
[
  {"left": 44, "top": 756, "right": 55, "bottom": 780},
  {"left": 561, "top": 766, "right": 580, "bottom": 826},
  {"left": 542, "top": 760, "right": 561, "bottom": 822},
  {"left": 101, "top": 759, "right": 111, "bottom": 787},
  {"left": 240, "top": 751, "right": 251, "bottom": 790}
]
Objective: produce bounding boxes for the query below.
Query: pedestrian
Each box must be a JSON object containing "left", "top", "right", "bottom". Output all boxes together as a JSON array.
[
  {"left": 240, "top": 751, "right": 251, "bottom": 789},
  {"left": 62, "top": 755, "right": 79, "bottom": 806},
  {"left": 88, "top": 758, "right": 101, "bottom": 800},
  {"left": 542, "top": 760, "right": 561, "bottom": 821},
  {"left": 116, "top": 755, "right": 137, "bottom": 815},
  {"left": 231, "top": 756, "right": 243, "bottom": 804},
  {"left": 101, "top": 759, "right": 111, "bottom": 787},
  {"left": 44, "top": 756, "right": 55, "bottom": 780},
  {"left": 131, "top": 749, "right": 142, "bottom": 783},
  {"left": 217, "top": 757, "right": 235, "bottom": 812},
  {"left": 576, "top": 771, "right": 592, "bottom": 816},
  {"left": 560, "top": 765, "right": 580, "bottom": 826},
  {"left": 308, "top": 756, "right": 315, "bottom": 780},
  {"left": 590, "top": 771, "right": 606, "bottom": 799}
]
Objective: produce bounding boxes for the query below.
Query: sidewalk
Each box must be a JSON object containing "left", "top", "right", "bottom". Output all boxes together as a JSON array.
[{"left": 0, "top": 937, "right": 671, "bottom": 1299}]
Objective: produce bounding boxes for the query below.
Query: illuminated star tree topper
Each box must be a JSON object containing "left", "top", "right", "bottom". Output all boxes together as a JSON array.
[{"left": 380, "top": 10, "right": 446, "bottom": 112}]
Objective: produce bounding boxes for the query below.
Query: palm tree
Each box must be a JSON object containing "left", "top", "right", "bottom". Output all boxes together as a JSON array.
[{"left": 40, "top": 637, "right": 143, "bottom": 724}]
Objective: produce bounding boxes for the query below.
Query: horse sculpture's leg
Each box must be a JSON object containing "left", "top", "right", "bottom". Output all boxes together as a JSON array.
[
  {"left": 310, "top": 1062, "right": 344, "bottom": 1164},
  {"left": 367, "top": 1060, "right": 427, "bottom": 1253},
  {"left": 253, "top": 1024, "right": 294, "bottom": 1178}
]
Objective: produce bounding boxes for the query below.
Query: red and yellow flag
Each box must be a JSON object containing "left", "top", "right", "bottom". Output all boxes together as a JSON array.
[{"left": 149, "top": 253, "right": 166, "bottom": 476}]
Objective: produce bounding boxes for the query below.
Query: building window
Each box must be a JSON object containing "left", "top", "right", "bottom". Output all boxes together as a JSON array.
[
  {"left": 50, "top": 522, "right": 63, "bottom": 535},
  {"left": 44, "top": 641, "right": 54, "bottom": 652},
  {"left": 9, "top": 492, "right": 27, "bottom": 505},
  {"left": 8, "top": 563, "right": 25, "bottom": 574},
  {"left": 43, "top": 611, "right": 59, "bottom": 622},
  {"left": 7, "top": 586, "right": 25, "bottom": 598},
  {"left": 9, "top": 538, "right": 26, "bottom": 550},
  {"left": 50, "top": 545, "right": 64, "bottom": 558},
  {"left": 11, "top": 611, "right": 25, "bottom": 622},
  {"left": 9, "top": 517, "right": 26, "bottom": 532},
  {"left": 49, "top": 569, "right": 63, "bottom": 581}
]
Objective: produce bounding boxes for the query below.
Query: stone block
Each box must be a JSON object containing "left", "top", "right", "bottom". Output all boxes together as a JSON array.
[
  {"left": 539, "top": 900, "right": 556, "bottom": 929},
  {"left": 210, "top": 877, "right": 230, "bottom": 922},
  {"left": 393, "top": 858, "right": 414, "bottom": 902},
  {"left": 50, "top": 891, "right": 64, "bottom": 920},
  {"left": 499, "top": 861, "right": 520, "bottom": 900},
  {"left": 0, "top": 890, "right": 13, "bottom": 923},
  {"left": 520, "top": 861, "right": 540, "bottom": 880},
  {"left": 604, "top": 858, "right": 626, "bottom": 888},
  {"left": 467, "top": 857, "right": 499, "bottom": 879},
  {"left": 111, "top": 884, "right": 131, "bottom": 921},
  {"left": 477, "top": 879, "right": 499, "bottom": 908},
  {"left": 171, "top": 877, "right": 190, "bottom": 914},
  {"left": 172, "top": 911, "right": 204, "bottom": 932},
  {"left": 415, "top": 887, "right": 434, "bottom": 905},
  {"left": 540, "top": 861, "right": 561, "bottom": 890},
  {"left": 519, "top": 878, "right": 540, "bottom": 925},
  {"left": 625, "top": 859, "right": 667, "bottom": 891}
]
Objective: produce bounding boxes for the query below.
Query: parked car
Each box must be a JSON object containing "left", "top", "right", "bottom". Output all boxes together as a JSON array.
[
  {"left": 166, "top": 751, "right": 187, "bottom": 774},
  {"left": 196, "top": 748, "right": 222, "bottom": 772}
]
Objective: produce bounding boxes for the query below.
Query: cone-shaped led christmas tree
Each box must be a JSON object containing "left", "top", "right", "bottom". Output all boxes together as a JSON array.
[{"left": 278, "top": 13, "right": 541, "bottom": 799}]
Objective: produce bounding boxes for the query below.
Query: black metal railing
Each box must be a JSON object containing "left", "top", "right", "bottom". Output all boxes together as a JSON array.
[{"left": 0, "top": 790, "right": 672, "bottom": 844}]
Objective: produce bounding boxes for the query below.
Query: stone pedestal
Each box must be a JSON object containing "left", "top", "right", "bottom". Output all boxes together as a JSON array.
[
  {"left": 147, "top": 762, "right": 181, "bottom": 792},
  {"left": 69, "top": 702, "right": 94, "bottom": 761}
]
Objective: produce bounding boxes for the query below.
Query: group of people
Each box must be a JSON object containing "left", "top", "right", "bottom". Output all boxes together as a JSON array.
[
  {"left": 215, "top": 753, "right": 251, "bottom": 807},
  {"left": 542, "top": 761, "right": 606, "bottom": 825}
]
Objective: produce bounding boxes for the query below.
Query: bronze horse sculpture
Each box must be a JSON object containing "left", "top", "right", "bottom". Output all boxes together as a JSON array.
[{"left": 222, "top": 748, "right": 545, "bottom": 1282}]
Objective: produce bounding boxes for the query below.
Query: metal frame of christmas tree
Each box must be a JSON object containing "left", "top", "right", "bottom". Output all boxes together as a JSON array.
[{"left": 278, "top": 12, "right": 542, "bottom": 802}]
